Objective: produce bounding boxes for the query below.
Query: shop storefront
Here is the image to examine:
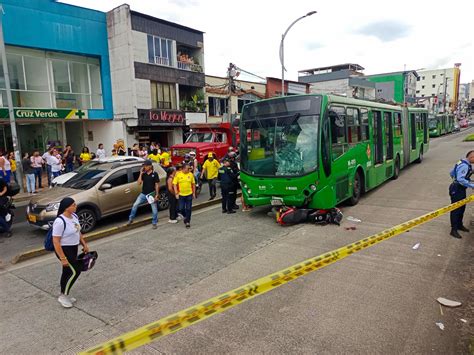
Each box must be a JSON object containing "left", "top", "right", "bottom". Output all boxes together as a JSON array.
[
  {"left": 135, "top": 109, "right": 185, "bottom": 148},
  {"left": 0, "top": 108, "right": 87, "bottom": 153}
]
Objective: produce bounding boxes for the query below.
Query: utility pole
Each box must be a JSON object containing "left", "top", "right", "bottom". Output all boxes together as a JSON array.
[
  {"left": 443, "top": 71, "right": 448, "bottom": 113},
  {"left": 227, "top": 63, "right": 235, "bottom": 123},
  {"left": 0, "top": 5, "right": 24, "bottom": 192}
]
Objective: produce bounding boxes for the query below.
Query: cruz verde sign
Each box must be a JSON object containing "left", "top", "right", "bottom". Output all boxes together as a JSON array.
[{"left": 0, "top": 108, "right": 88, "bottom": 120}]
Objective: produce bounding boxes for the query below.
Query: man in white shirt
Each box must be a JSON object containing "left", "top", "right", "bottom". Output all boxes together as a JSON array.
[
  {"left": 96, "top": 143, "right": 106, "bottom": 160},
  {"left": 42, "top": 147, "right": 55, "bottom": 187}
]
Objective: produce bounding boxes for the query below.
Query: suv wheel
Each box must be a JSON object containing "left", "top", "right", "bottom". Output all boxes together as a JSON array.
[
  {"left": 157, "top": 190, "right": 170, "bottom": 210},
  {"left": 77, "top": 208, "right": 97, "bottom": 233}
]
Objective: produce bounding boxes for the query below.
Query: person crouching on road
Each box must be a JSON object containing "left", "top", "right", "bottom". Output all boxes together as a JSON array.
[
  {"left": 166, "top": 167, "right": 178, "bottom": 224},
  {"left": 201, "top": 152, "right": 220, "bottom": 200},
  {"left": 127, "top": 160, "right": 161, "bottom": 229},
  {"left": 52, "top": 197, "right": 89, "bottom": 308},
  {"left": 173, "top": 163, "right": 196, "bottom": 228},
  {"left": 218, "top": 158, "right": 238, "bottom": 214},
  {"left": 448, "top": 150, "right": 474, "bottom": 239}
]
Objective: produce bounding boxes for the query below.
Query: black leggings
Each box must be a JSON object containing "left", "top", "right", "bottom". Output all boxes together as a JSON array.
[{"left": 56, "top": 245, "right": 81, "bottom": 295}]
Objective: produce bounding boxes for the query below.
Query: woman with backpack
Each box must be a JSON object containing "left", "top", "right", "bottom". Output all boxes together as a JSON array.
[{"left": 52, "top": 197, "right": 89, "bottom": 308}]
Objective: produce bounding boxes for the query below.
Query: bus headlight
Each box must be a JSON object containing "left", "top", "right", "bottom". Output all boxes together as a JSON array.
[
  {"left": 243, "top": 184, "right": 248, "bottom": 189},
  {"left": 309, "top": 184, "right": 317, "bottom": 191},
  {"left": 247, "top": 189, "right": 252, "bottom": 194}
]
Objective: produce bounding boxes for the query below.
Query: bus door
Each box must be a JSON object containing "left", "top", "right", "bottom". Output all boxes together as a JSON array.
[
  {"left": 371, "top": 110, "right": 385, "bottom": 185},
  {"left": 422, "top": 113, "right": 428, "bottom": 144},
  {"left": 384, "top": 111, "right": 394, "bottom": 178},
  {"left": 410, "top": 113, "right": 417, "bottom": 150},
  {"left": 328, "top": 106, "right": 350, "bottom": 203}
]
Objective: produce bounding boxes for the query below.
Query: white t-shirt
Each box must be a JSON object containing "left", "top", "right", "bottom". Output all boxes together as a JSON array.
[
  {"left": 52, "top": 214, "right": 81, "bottom": 246},
  {"left": 43, "top": 152, "right": 56, "bottom": 166},
  {"left": 0, "top": 156, "right": 11, "bottom": 171},
  {"left": 50, "top": 155, "right": 62, "bottom": 172},
  {"left": 96, "top": 148, "right": 106, "bottom": 160}
]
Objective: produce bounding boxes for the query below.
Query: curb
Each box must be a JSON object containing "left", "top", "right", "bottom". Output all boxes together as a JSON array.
[{"left": 11, "top": 193, "right": 241, "bottom": 265}]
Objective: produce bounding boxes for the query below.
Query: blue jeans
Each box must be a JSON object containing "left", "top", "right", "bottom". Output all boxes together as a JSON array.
[
  {"left": 66, "top": 162, "right": 74, "bottom": 173},
  {"left": 34, "top": 167, "right": 42, "bottom": 188},
  {"left": 178, "top": 194, "right": 193, "bottom": 223},
  {"left": 1, "top": 170, "right": 11, "bottom": 183},
  {"left": 129, "top": 193, "right": 158, "bottom": 225},
  {"left": 26, "top": 173, "right": 36, "bottom": 193},
  {"left": 46, "top": 165, "right": 52, "bottom": 186},
  {"left": 52, "top": 171, "right": 61, "bottom": 179}
]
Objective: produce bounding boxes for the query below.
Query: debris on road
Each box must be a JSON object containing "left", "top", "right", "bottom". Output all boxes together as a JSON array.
[
  {"left": 346, "top": 216, "right": 362, "bottom": 223},
  {"left": 435, "top": 322, "right": 445, "bottom": 330},
  {"left": 460, "top": 319, "right": 467, "bottom": 323},
  {"left": 412, "top": 243, "right": 420, "bottom": 250},
  {"left": 345, "top": 226, "right": 356, "bottom": 231},
  {"left": 437, "top": 297, "right": 462, "bottom": 308},
  {"left": 437, "top": 254, "right": 442, "bottom": 257}
]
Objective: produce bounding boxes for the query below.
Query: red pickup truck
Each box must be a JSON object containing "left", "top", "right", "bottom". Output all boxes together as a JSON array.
[{"left": 171, "top": 122, "right": 240, "bottom": 165}]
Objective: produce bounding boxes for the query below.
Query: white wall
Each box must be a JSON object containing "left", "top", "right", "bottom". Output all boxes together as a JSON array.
[
  {"left": 416, "top": 68, "right": 456, "bottom": 99},
  {"left": 136, "top": 79, "right": 152, "bottom": 109},
  {"left": 82, "top": 120, "right": 126, "bottom": 154},
  {"left": 132, "top": 30, "right": 148, "bottom": 63},
  {"left": 185, "top": 112, "right": 207, "bottom": 124},
  {"left": 310, "top": 79, "right": 350, "bottom": 96},
  {"left": 107, "top": 5, "right": 137, "bottom": 119}
]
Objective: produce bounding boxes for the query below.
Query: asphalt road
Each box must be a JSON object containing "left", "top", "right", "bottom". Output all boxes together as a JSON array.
[{"left": 0, "top": 129, "right": 472, "bottom": 354}]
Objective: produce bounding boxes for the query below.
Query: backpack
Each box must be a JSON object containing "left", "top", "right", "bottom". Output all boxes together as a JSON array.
[{"left": 44, "top": 216, "right": 66, "bottom": 251}]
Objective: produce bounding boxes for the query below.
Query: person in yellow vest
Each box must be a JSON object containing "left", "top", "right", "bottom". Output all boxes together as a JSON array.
[
  {"left": 148, "top": 149, "right": 161, "bottom": 163},
  {"left": 160, "top": 148, "right": 171, "bottom": 167},
  {"left": 201, "top": 152, "right": 221, "bottom": 200},
  {"left": 173, "top": 163, "right": 196, "bottom": 228}
]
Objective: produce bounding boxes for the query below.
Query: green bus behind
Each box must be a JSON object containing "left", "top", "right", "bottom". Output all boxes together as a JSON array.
[{"left": 240, "top": 94, "right": 429, "bottom": 210}]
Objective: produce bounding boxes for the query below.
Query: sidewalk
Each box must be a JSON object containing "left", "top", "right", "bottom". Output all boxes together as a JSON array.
[{"left": 0, "top": 183, "right": 235, "bottom": 266}]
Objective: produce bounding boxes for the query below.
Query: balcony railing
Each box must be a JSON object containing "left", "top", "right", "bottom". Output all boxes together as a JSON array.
[
  {"left": 155, "top": 56, "right": 170, "bottom": 66},
  {"left": 152, "top": 56, "right": 203, "bottom": 73},
  {"left": 177, "top": 61, "right": 203, "bottom": 73}
]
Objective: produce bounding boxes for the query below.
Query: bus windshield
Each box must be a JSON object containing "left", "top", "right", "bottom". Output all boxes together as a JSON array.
[
  {"left": 428, "top": 119, "right": 438, "bottom": 129},
  {"left": 241, "top": 114, "right": 319, "bottom": 176}
]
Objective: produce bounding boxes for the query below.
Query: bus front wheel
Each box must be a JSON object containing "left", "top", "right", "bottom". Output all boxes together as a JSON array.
[{"left": 348, "top": 172, "right": 362, "bottom": 206}]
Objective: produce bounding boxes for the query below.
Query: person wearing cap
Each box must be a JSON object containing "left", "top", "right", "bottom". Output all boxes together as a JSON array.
[
  {"left": 201, "top": 152, "right": 221, "bottom": 200},
  {"left": 52, "top": 197, "right": 89, "bottom": 308},
  {"left": 173, "top": 163, "right": 196, "bottom": 228},
  {"left": 127, "top": 160, "right": 160, "bottom": 229},
  {"left": 218, "top": 158, "right": 238, "bottom": 214}
]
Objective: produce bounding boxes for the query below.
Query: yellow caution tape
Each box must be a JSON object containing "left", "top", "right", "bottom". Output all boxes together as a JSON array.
[{"left": 81, "top": 195, "right": 473, "bottom": 355}]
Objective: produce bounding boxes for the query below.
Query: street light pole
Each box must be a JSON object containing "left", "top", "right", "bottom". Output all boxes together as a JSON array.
[
  {"left": 279, "top": 11, "right": 316, "bottom": 96},
  {"left": 0, "top": 5, "right": 24, "bottom": 192}
]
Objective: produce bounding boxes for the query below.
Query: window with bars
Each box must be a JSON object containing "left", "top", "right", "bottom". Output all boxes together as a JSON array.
[
  {"left": 150, "top": 82, "right": 177, "bottom": 110},
  {"left": 147, "top": 35, "right": 173, "bottom": 67}
]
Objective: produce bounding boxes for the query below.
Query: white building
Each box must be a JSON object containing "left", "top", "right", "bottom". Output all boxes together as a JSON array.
[
  {"left": 107, "top": 4, "right": 206, "bottom": 149},
  {"left": 416, "top": 67, "right": 461, "bottom": 113},
  {"left": 298, "top": 64, "right": 376, "bottom": 100}
]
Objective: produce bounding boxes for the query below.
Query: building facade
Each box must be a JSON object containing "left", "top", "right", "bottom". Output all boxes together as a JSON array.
[
  {"left": 107, "top": 4, "right": 205, "bottom": 149},
  {"left": 0, "top": 0, "right": 113, "bottom": 154},
  {"left": 366, "top": 70, "right": 419, "bottom": 105},
  {"left": 298, "top": 64, "right": 375, "bottom": 100},
  {"left": 205, "top": 75, "right": 266, "bottom": 123},
  {"left": 415, "top": 66, "right": 461, "bottom": 113},
  {"left": 265, "top": 77, "right": 310, "bottom": 98}
]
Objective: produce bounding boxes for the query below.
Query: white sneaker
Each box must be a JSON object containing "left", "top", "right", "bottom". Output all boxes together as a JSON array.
[
  {"left": 168, "top": 219, "right": 178, "bottom": 224},
  {"left": 68, "top": 296, "right": 77, "bottom": 303},
  {"left": 177, "top": 214, "right": 184, "bottom": 221},
  {"left": 58, "top": 294, "right": 73, "bottom": 308}
]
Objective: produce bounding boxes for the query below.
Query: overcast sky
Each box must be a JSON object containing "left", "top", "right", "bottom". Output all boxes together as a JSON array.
[{"left": 62, "top": 0, "right": 473, "bottom": 84}]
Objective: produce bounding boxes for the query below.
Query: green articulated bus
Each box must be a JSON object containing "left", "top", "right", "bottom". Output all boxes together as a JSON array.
[
  {"left": 240, "top": 94, "right": 429, "bottom": 210},
  {"left": 429, "top": 114, "right": 455, "bottom": 137}
]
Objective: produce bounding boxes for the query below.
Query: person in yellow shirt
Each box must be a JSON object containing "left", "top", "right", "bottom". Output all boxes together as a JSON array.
[
  {"left": 8, "top": 152, "right": 17, "bottom": 182},
  {"left": 201, "top": 152, "right": 220, "bottom": 200},
  {"left": 148, "top": 149, "right": 161, "bottom": 163},
  {"left": 173, "top": 163, "right": 196, "bottom": 228},
  {"left": 79, "top": 147, "right": 92, "bottom": 166},
  {"left": 160, "top": 148, "right": 171, "bottom": 167}
]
